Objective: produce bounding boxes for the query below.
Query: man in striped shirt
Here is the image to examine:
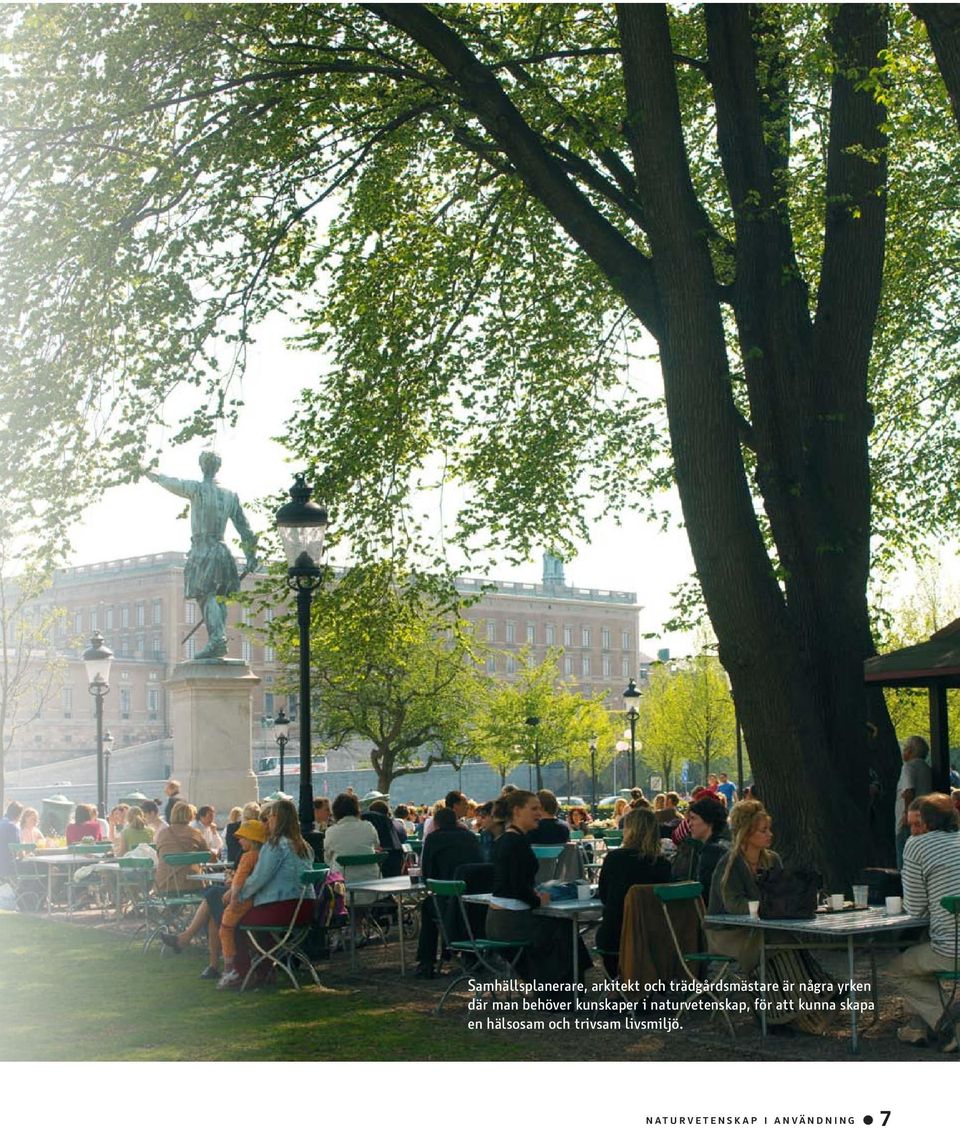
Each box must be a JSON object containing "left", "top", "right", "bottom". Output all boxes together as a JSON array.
[{"left": 888, "top": 793, "right": 960, "bottom": 1052}]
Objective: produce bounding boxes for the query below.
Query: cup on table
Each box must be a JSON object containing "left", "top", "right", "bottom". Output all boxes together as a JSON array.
[
  {"left": 576, "top": 883, "right": 592, "bottom": 901},
  {"left": 747, "top": 900, "right": 760, "bottom": 918},
  {"left": 829, "top": 893, "right": 844, "bottom": 912},
  {"left": 407, "top": 866, "right": 421, "bottom": 884},
  {"left": 852, "top": 884, "right": 869, "bottom": 909},
  {"left": 885, "top": 895, "right": 903, "bottom": 916}
]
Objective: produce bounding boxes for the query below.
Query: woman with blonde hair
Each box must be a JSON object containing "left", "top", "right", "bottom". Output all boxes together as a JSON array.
[
  {"left": 706, "top": 800, "right": 833, "bottom": 1034},
  {"left": 595, "top": 807, "right": 672, "bottom": 974},
  {"left": 612, "top": 797, "right": 630, "bottom": 826},
  {"left": 117, "top": 806, "right": 154, "bottom": 856},
  {"left": 154, "top": 801, "right": 212, "bottom": 892},
  {"left": 18, "top": 807, "right": 46, "bottom": 847}
]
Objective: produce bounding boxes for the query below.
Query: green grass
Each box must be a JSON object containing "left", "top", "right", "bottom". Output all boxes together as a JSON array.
[{"left": 0, "top": 912, "right": 529, "bottom": 1062}]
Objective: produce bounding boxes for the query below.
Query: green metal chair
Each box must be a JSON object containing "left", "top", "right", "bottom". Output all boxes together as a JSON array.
[
  {"left": 569, "top": 829, "right": 584, "bottom": 841},
  {"left": 603, "top": 831, "right": 624, "bottom": 848},
  {"left": 113, "top": 856, "right": 155, "bottom": 920},
  {"left": 652, "top": 881, "right": 737, "bottom": 1038},
  {"left": 426, "top": 879, "right": 533, "bottom": 1014},
  {"left": 142, "top": 851, "right": 210, "bottom": 953},
  {"left": 934, "top": 894, "right": 960, "bottom": 1050},
  {"left": 238, "top": 866, "right": 329, "bottom": 991},
  {"left": 532, "top": 843, "right": 565, "bottom": 882},
  {"left": 8, "top": 843, "right": 44, "bottom": 912}
]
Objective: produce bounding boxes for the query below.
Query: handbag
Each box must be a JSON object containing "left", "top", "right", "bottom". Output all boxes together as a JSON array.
[{"left": 756, "top": 867, "right": 820, "bottom": 920}]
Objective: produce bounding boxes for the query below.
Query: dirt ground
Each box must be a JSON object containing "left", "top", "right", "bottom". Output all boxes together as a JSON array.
[{"left": 60, "top": 902, "right": 959, "bottom": 1063}]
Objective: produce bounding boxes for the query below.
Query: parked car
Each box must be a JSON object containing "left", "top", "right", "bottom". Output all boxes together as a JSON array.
[{"left": 555, "top": 795, "right": 587, "bottom": 811}]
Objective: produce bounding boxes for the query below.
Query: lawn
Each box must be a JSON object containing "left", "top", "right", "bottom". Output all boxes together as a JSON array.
[{"left": 0, "top": 912, "right": 526, "bottom": 1062}]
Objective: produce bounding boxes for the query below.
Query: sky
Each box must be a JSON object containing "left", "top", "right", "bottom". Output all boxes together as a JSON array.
[{"left": 65, "top": 312, "right": 702, "bottom": 660}]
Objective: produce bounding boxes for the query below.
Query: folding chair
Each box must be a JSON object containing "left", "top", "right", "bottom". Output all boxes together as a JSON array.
[
  {"left": 142, "top": 851, "right": 210, "bottom": 952},
  {"left": 8, "top": 843, "right": 45, "bottom": 913},
  {"left": 532, "top": 844, "right": 565, "bottom": 883},
  {"left": 935, "top": 894, "right": 960, "bottom": 1049},
  {"left": 338, "top": 853, "right": 390, "bottom": 945},
  {"left": 604, "top": 831, "right": 624, "bottom": 848},
  {"left": 652, "top": 881, "right": 737, "bottom": 1038},
  {"left": 238, "top": 866, "right": 329, "bottom": 991},
  {"left": 426, "top": 879, "right": 533, "bottom": 1014},
  {"left": 113, "top": 856, "right": 155, "bottom": 920}
]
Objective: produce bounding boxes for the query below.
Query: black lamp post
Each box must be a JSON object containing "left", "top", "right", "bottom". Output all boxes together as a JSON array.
[
  {"left": 274, "top": 708, "right": 290, "bottom": 795},
  {"left": 83, "top": 631, "right": 114, "bottom": 818},
  {"left": 103, "top": 729, "right": 114, "bottom": 807},
  {"left": 623, "top": 677, "right": 641, "bottom": 789},
  {"left": 525, "top": 715, "right": 542, "bottom": 790},
  {"left": 275, "top": 474, "right": 329, "bottom": 834},
  {"left": 589, "top": 739, "right": 598, "bottom": 815}
]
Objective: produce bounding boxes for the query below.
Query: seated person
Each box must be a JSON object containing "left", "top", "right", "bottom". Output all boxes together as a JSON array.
[
  {"left": 18, "top": 806, "right": 46, "bottom": 848},
  {"left": 526, "top": 789, "right": 570, "bottom": 844},
  {"left": 323, "top": 792, "right": 380, "bottom": 886},
  {"left": 888, "top": 793, "right": 960, "bottom": 1051},
  {"left": 567, "top": 806, "right": 591, "bottom": 832},
  {"left": 476, "top": 800, "right": 503, "bottom": 863},
  {"left": 670, "top": 794, "right": 729, "bottom": 893},
  {"left": 65, "top": 803, "right": 104, "bottom": 845},
  {"left": 154, "top": 802, "right": 214, "bottom": 892},
  {"left": 362, "top": 799, "right": 404, "bottom": 877},
  {"left": 117, "top": 806, "right": 154, "bottom": 856},
  {"left": 225, "top": 801, "right": 261, "bottom": 866},
  {"left": 416, "top": 806, "right": 483, "bottom": 977},
  {"left": 595, "top": 807, "right": 672, "bottom": 975}
]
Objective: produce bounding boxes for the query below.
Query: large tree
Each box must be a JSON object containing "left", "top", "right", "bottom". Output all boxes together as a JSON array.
[{"left": 4, "top": 4, "right": 960, "bottom": 881}]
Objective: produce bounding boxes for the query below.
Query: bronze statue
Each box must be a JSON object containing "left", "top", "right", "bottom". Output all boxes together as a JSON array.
[{"left": 146, "top": 452, "right": 257, "bottom": 659}]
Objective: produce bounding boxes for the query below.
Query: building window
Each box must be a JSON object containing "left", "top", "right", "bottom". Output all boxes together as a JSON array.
[
  {"left": 147, "top": 687, "right": 159, "bottom": 719},
  {"left": 185, "top": 602, "right": 197, "bottom": 625},
  {"left": 264, "top": 691, "right": 274, "bottom": 719},
  {"left": 563, "top": 655, "right": 573, "bottom": 676},
  {"left": 602, "top": 655, "right": 612, "bottom": 677},
  {"left": 241, "top": 605, "right": 251, "bottom": 625},
  {"left": 61, "top": 687, "right": 72, "bottom": 718},
  {"left": 241, "top": 639, "right": 252, "bottom": 663},
  {"left": 152, "top": 599, "right": 162, "bottom": 625},
  {"left": 119, "top": 637, "right": 130, "bottom": 658},
  {"left": 506, "top": 655, "right": 517, "bottom": 675},
  {"left": 73, "top": 610, "right": 83, "bottom": 635},
  {"left": 526, "top": 623, "right": 535, "bottom": 644},
  {"left": 622, "top": 629, "right": 630, "bottom": 650},
  {"left": 152, "top": 634, "right": 162, "bottom": 659},
  {"left": 545, "top": 624, "right": 555, "bottom": 646},
  {"left": 265, "top": 608, "right": 275, "bottom": 623},
  {"left": 185, "top": 638, "right": 196, "bottom": 660},
  {"left": 264, "top": 645, "right": 275, "bottom": 664},
  {"left": 120, "top": 605, "right": 130, "bottom": 628},
  {"left": 288, "top": 694, "right": 298, "bottom": 722},
  {"left": 506, "top": 620, "right": 516, "bottom": 644},
  {"left": 119, "top": 687, "right": 131, "bottom": 719},
  {"left": 485, "top": 656, "right": 497, "bottom": 674},
  {"left": 582, "top": 655, "right": 591, "bottom": 677},
  {"left": 90, "top": 607, "right": 98, "bottom": 631},
  {"left": 135, "top": 601, "right": 145, "bottom": 627},
  {"left": 581, "top": 627, "right": 591, "bottom": 648},
  {"left": 105, "top": 606, "right": 114, "bottom": 630},
  {"left": 601, "top": 628, "right": 611, "bottom": 650},
  {"left": 562, "top": 626, "right": 573, "bottom": 647},
  {"left": 135, "top": 634, "right": 144, "bottom": 657},
  {"left": 622, "top": 656, "right": 630, "bottom": 678},
  {"left": 484, "top": 620, "right": 494, "bottom": 642}
]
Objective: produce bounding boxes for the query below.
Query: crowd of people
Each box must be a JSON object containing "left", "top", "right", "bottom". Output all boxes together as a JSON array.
[{"left": 3, "top": 739, "right": 960, "bottom": 1048}]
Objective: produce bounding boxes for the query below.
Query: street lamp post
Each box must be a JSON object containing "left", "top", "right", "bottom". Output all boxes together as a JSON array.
[
  {"left": 525, "top": 715, "right": 541, "bottom": 790},
  {"left": 623, "top": 677, "right": 641, "bottom": 789},
  {"left": 83, "top": 632, "right": 114, "bottom": 818},
  {"left": 589, "top": 739, "right": 598, "bottom": 815},
  {"left": 274, "top": 708, "right": 290, "bottom": 795},
  {"left": 275, "top": 474, "right": 329, "bottom": 834}
]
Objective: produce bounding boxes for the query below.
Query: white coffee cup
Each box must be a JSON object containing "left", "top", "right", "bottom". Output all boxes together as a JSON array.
[
  {"left": 577, "top": 884, "right": 592, "bottom": 901},
  {"left": 829, "top": 893, "right": 844, "bottom": 911},
  {"left": 748, "top": 900, "right": 760, "bottom": 917},
  {"left": 852, "top": 884, "right": 869, "bottom": 908},
  {"left": 885, "top": 895, "right": 903, "bottom": 916}
]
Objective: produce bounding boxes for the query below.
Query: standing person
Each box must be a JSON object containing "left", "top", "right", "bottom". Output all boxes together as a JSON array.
[
  {"left": 595, "top": 807, "right": 673, "bottom": 975},
  {"left": 163, "top": 780, "right": 184, "bottom": 823},
  {"left": 716, "top": 773, "right": 738, "bottom": 808},
  {"left": 145, "top": 452, "right": 257, "bottom": 660},
  {"left": 0, "top": 801, "right": 23, "bottom": 880},
  {"left": 485, "top": 789, "right": 591, "bottom": 994},
  {"left": 223, "top": 798, "right": 316, "bottom": 988},
  {"left": 896, "top": 736, "right": 933, "bottom": 866},
  {"left": 888, "top": 794, "right": 960, "bottom": 1051}
]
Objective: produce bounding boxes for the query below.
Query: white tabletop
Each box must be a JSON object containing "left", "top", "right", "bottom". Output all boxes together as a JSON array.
[
  {"left": 704, "top": 907, "right": 929, "bottom": 936},
  {"left": 345, "top": 876, "right": 417, "bottom": 894},
  {"left": 28, "top": 853, "right": 113, "bottom": 866},
  {"left": 463, "top": 891, "right": 602, "bottom": 915}
]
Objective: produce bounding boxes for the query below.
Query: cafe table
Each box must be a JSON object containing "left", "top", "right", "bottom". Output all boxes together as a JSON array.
[
  {"left": 462, "top": 891, "right": 603, "bottom": 991},
  {"left": 344, "top": 875, "right": 425, "bottom": 975},
  {"left": 29, "top": 853, "right": 114, "bottom": 916},
  {"left": 703, "top": 906, "right": 928, "bottom": 1051}
]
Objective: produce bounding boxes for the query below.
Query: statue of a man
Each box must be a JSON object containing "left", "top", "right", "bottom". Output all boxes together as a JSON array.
[{"left": 146, "top": 452, "right": 258, "bottom": 659}]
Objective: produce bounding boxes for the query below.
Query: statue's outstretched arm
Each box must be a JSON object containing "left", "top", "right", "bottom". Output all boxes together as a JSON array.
[{"left": 145, "top": 470, "right": 194, "bottom": 501}]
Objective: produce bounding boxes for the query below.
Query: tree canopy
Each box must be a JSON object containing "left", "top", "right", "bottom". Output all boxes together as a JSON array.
[{"left": 5, "top": 4, "right": 960, "bottom": 881}]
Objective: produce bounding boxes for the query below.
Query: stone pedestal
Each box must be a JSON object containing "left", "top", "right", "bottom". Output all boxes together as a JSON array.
[{"left": 166, "top": 660, "right": 260, "bottom": 815}]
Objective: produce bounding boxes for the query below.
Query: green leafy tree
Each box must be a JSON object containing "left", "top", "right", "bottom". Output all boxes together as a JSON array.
[
  {"left": 262, "top": 562, "right": 485, "bottom": 794},
  {"left": 8, "top": 5, "right": 960, "bottom": 880}
]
